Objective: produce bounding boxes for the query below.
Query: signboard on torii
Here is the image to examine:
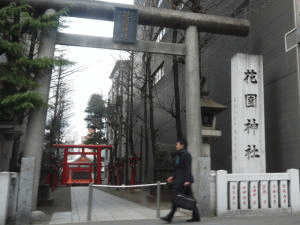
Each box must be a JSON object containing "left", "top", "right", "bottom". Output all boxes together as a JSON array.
[
  {"left": 0, "top": 0, "right": 250, "bottom": 217},
  {"left": 113, "top": 7, "right": 138, "bottom": 44}
]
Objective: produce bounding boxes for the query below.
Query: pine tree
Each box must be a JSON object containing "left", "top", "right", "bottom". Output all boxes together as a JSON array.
[
  {"left": 0, "top": 0, "right": 70, "bottom": 122},
  {"left": 84, "top": 94, "right": 107, "bottom": 144}
]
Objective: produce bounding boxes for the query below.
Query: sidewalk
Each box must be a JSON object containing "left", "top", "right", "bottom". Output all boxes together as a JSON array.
[
  {"left": 33, "top": 186, "right": 300, "bottom": 225},
  {"left": 33, "top": 186, "right": 188, "bottom": 224},
  {"left": 45, "top": 215, "right": 300, "bottom": 225}
]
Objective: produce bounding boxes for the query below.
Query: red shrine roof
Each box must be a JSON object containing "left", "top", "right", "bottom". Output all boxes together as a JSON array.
[{"left": 73, "top": 155, "right": 93, "bottom": 163}]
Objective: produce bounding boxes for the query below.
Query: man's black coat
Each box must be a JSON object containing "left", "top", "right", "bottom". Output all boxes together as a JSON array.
[{"left": 173, "top": 148, "right": 194, "bottom": 193}]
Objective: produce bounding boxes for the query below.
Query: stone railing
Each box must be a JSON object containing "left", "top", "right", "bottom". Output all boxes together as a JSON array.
[{"left": 216, "top": 169, "right": 300, "bottom": 215}]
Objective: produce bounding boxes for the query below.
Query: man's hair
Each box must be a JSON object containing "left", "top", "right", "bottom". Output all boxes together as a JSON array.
[{"left": 177, "top": 138, "right": 188, "bottom": 148}]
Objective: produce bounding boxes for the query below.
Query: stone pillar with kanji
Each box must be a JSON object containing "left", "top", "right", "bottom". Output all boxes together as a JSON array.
[{"left": 231, "top": 53, "right": 266, "bottom": 173}]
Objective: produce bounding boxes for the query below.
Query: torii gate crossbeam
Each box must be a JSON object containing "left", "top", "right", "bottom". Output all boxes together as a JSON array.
[
  {"left": 0, "top": 0, "right": 249, "bottom": 36},
  {"left": 1, "top": 0, "right": 250, "bottom": 217}
]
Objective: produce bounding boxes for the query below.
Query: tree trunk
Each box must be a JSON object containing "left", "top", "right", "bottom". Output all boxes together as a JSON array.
[
  {"left": 129, "top": 52, "right": 135, "bottom": 156},
  {"left": 29, "top": 31, "right": 38, "bottom": 59},
  {"left": 50, "top": 63, "right": 62, "bottom": 145},
  {"left": 142, "top": 53, "right": 149, "bottom": 183},
  {"left": 148, "top": 53, "right": 156, "bottom": 167},
  {"left": 124, "top": 61, "right": 130, "bottom": 185},
  {"left": 140, "top": 126, "right": 143, "bottom": 183}
]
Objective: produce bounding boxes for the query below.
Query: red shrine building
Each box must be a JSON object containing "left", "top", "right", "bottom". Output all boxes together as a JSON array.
[
  {"left": 53, "top": 144, "right": 112, "bottom": 186},
  {"left": 67, "top": 155, "right": 94, "bottom": 185}
]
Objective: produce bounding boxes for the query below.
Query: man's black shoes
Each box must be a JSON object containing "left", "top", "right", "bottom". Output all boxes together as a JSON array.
[
  {"left": 160, "top": 216, "right": 172, "bottom": 223},
  {"left": 186, "top": 218, "right": 200, "bottom": 222},
  {"left": 161, "top": 216, "right": 200, "bottom": 223}
]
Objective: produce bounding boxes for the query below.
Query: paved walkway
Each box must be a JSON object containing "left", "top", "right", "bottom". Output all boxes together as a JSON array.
[
  {"left": 35, "top": 186, "right": 300, "bottom": 225},
  {"left": 36, "top": 187, "right": 71, "bottom": 222},
  {"left": 49, "top": 215, "right": 300, "bottom": 225},
  {"left": 49, "top": 186, "right": 184, "bottom": 224}
]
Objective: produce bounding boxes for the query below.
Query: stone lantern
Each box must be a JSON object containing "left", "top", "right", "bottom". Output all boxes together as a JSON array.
[{"left": 200, "top": 96, "right": 226, "bottom": 157}]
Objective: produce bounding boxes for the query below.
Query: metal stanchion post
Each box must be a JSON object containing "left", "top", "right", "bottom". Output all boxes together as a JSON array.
[
  {"left": 156, "top": 181, "right": 161, "bottom": 218},
  {"left": 87, "top": 184, "right": 93, "bottom": 221}
]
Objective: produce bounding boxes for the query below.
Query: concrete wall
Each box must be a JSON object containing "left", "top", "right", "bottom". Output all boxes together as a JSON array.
[{"left": 248, "top": 0, "right": 299, "bottom": 172}]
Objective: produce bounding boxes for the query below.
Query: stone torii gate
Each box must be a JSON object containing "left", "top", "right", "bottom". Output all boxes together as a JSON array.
[{"left": 0, "top": 0, "right": 249, "bottom": 216}]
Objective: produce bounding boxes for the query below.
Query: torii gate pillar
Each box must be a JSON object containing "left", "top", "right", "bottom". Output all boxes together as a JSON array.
[
  {"left": 22, "top": 9, "right": 57, "bottom": 210},
  {"left": 185, "top": 26, "right": 208, "bottom": 214}
]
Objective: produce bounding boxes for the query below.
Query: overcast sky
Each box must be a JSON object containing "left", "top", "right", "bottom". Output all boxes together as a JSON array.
[{"left": 59, "top": 0, "right": 134, "bottom": 143}]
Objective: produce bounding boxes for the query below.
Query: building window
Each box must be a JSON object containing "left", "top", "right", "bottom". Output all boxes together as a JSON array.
[
  {"left": 176, "top": 0, "right": 188, "bottom": 10},
  {"left": 156, "top": 28, "right": 166, "bottom": 42},
  {"left": 155, "top": 67, "right": 163, "bottom": 84},
  {"left": 157, "top": 0, "right": 169, "bottom": 8},
  {"left": 157, "top": 0, "right": 164, "bottom": 7},
  {"left": 153, "top": 62, "right": 165, "bottom": 84}
]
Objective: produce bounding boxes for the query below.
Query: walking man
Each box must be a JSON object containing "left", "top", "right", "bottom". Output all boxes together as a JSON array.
[{"left": 161, "top": 138, "right": 200, "bottom": 223}]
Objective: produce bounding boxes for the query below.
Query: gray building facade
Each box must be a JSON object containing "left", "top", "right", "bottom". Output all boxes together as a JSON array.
[
  {"left": 130, "top": 0, "right": 300, "bottom": 180},
  {"left": 206, "top": 0, "right": 298, "bottom": 172}
]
